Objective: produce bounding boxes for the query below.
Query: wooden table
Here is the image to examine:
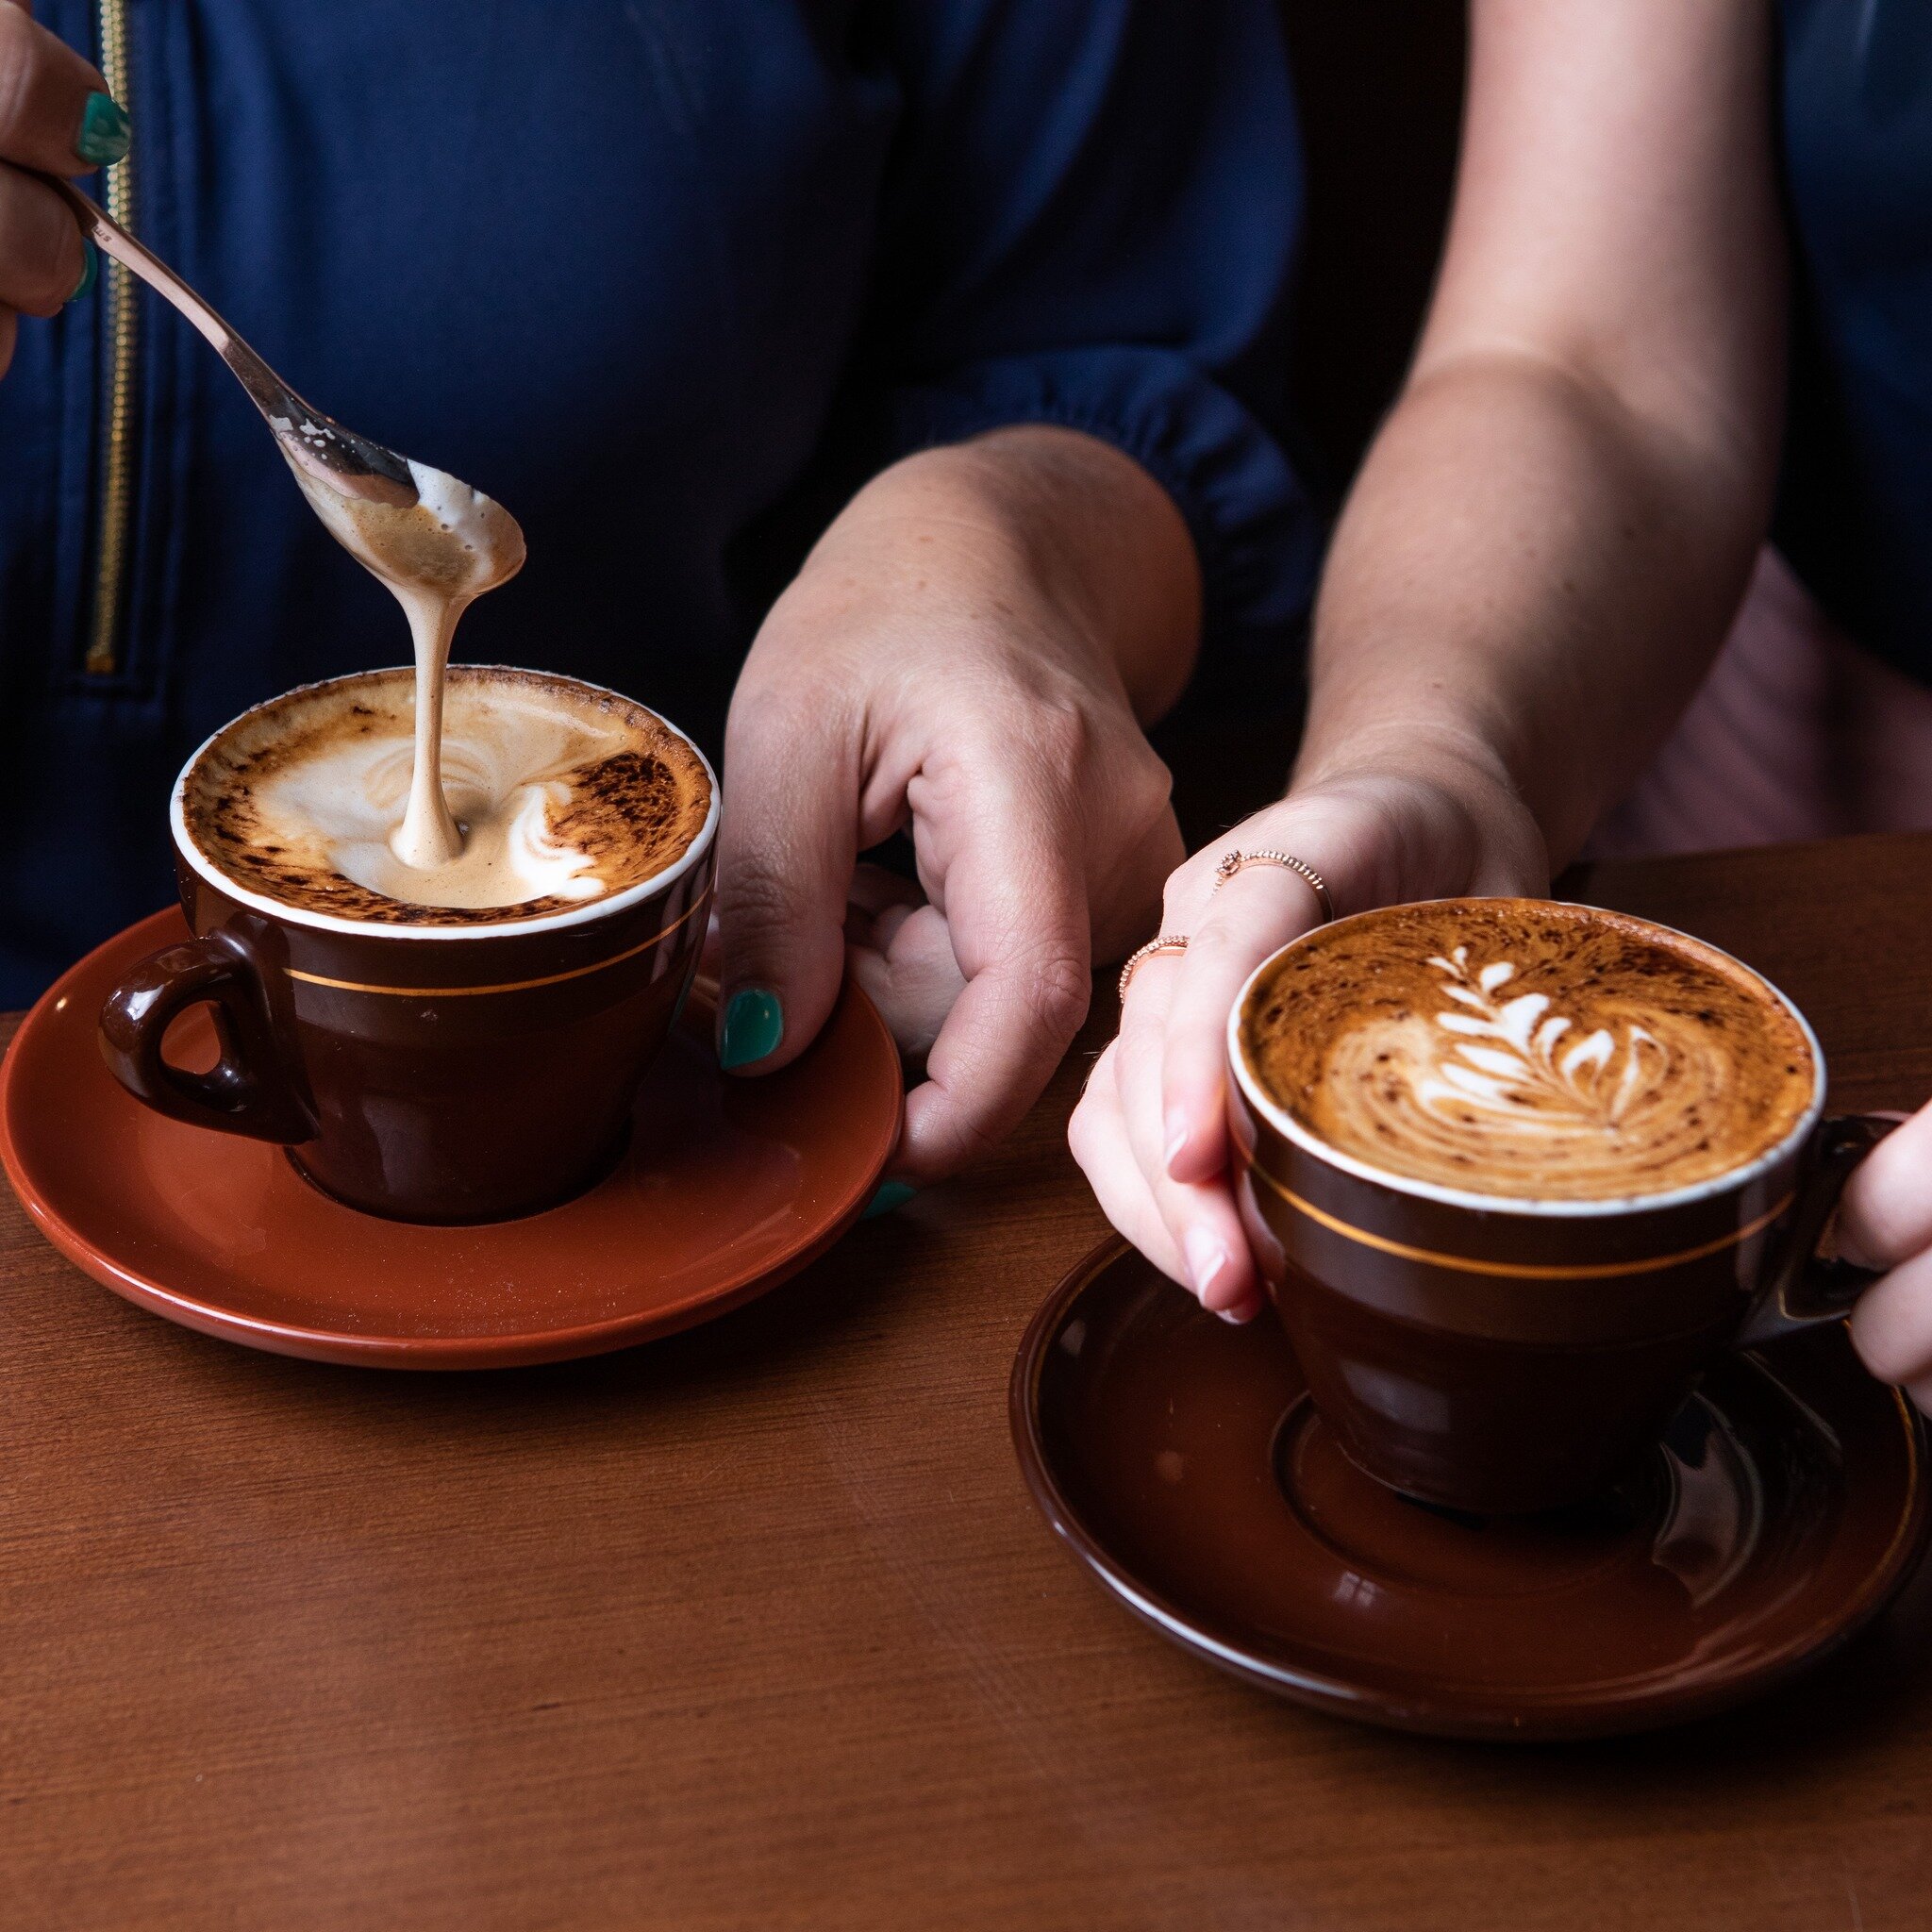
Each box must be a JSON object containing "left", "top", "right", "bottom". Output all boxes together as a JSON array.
[{"left": 4, "top": 833, "right": 1931, "bottom": 1931}]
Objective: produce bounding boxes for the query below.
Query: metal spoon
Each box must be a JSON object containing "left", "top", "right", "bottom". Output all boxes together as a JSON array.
[{"left": 50, "top": 178, "right": 525, "bottom": 590}]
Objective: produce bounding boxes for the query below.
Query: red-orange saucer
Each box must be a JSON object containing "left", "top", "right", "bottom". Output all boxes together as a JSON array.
[
  {"left": 0, "top": 910, "right": 902, "bottom": 1368},
  {"left": 1012, "top": 1240, "right": 1932, "bottom": 1740}
]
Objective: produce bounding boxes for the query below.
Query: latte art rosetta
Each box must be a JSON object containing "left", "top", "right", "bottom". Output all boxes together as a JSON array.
[
  {"left": 1417, "top": 948, "right": 1665, "bottom": 1134},
  {"left": 1241, "top": 902, "right": 1817, "bottom": 1202}
]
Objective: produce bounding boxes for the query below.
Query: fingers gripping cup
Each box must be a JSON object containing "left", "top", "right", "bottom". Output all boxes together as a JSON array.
[
  {"left": 98, "top": 668, "right": 717, "bottom": 1224},
  {"left": 1227, "top": 899, "right": 1885, "bottom": 1515}
]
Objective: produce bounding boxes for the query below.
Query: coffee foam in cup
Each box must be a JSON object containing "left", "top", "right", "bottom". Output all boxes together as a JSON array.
[
  {"left": 181, "top": 667, "right": 711, "bottom": 926},
  {"left": 1241, "top": 900, "right": 1817, "bottom": 1202}
]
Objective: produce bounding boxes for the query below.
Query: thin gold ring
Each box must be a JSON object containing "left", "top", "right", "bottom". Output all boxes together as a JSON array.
[
  {"left": 1117, "top": 934, "right": 1190, "bottom": 1004},
  {"left": 1213, "top": 848, "right": 1334, "bottom": 924}
]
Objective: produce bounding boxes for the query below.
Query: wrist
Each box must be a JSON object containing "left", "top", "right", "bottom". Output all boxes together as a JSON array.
[
  {"left": 798, "top": 441, "right": 1054, "bottom": 614},
  {"left": 801, "top": 429, "right": 1200, "bottom": 721},
  {"left": 1295, "top": 710, "right": 1521, "bottom": 818},
  {"left": 1278, "top": 731, "right": 1550, "bottom": 911}
]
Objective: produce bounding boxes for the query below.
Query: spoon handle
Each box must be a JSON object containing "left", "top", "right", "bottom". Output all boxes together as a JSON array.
[
  {"left": 47, "top": 177, "right": 293, "bottom": 419},
  {"left": 45, "top": 176, "right": 416, "bottom": 504}
]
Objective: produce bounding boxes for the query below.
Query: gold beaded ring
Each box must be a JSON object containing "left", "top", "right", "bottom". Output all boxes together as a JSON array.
[
  {"left": 1116, "top": 934, "right": 1191, "bottom": 1004},
  {"left": 1212, "top": 848, "right": 1335, "bottom": 924}
]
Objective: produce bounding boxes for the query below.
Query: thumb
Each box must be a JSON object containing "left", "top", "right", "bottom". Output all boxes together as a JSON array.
[{"left": 713, "top": 690, "right": 859, "bottom": 1075}]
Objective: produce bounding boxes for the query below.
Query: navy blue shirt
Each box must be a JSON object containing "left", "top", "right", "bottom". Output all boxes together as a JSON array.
[
  {"left": 0, "top": 1, "right": 1314, "bottom": 1002},
  {"left": 1778, "top": 1, "right": 1932, "bottom": 683}
]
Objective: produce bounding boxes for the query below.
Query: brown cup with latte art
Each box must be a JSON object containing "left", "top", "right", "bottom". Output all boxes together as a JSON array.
[
  {"left": 98, "top": 666, "right": 716, "bottom": 1224},
  {"left": 1227, "top": 899, "right": 1888, "bottom": 1514}
]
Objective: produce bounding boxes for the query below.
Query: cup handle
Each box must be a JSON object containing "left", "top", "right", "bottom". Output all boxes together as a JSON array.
[
  {"left": 1735, "top": 1113, "right": 1897, "bottom": 1348},
  {"left": 98, "top": 930, "right": 316, "bottom": 1143}
]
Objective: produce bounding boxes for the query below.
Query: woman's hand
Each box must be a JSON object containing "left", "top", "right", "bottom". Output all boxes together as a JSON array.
[
  {"left": 715, "top": 426, "right": 1196, "bottom": 1184},
  {"left": 0, "top": 5, "right": 127, "bottom": 376},
  {"left": 1067, "top": 0, "right": 1773, "bottom": 1319},
  {"left": 1839, "top": 1108, "right": 1932, "bottom": 1414},
  {"left": 1069, "top": 744, "right": 1547, "bottom": 1319}
]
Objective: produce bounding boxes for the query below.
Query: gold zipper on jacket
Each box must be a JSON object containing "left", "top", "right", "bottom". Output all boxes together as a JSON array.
[{"left": 84, "top": 0, "right": 136, "bottom": 676}]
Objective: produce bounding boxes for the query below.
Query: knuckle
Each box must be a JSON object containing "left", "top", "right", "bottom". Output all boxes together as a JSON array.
[
  {"left": 724, "top": 691, "right": 858, "bottom": 809},
  {"left": 723, "top": 682, "right": 800, "bottom": 764},
  {"left": 1153, "top": 890, "right": 1206, "bottom": 943},
  {"left": 1066, "top": 1092, "right": 1099, "bottom": 1168},
  {"left": 1076, "top": 1041, "right": 1118, "bottom": 1103},
  {"left": 1852, "top": 1303, "right": 1915, "bottom": 1387},
  {"left": 0, "top": 15, "right": 40, "bottom": 150},
  {"left": 728, "top": 652, "right": 850, "bottom": 738},
  {"left": 1021, "top": 695, "right": 1092, "bottom": 773},
  {"left": 1160, "top": 1042, "right": 1221, "bottom": 1115},
  {"left": 1120, "top": 739, "right": 1174, "bottom": 820},
  {"left": 1185, "top": 915, "right": 1248, "bottom": 959},
  {"left": 1019, "top": 945, "right": 1091, "bottom": 1041},
  {"left": 3, "top": 181, "right": 72, "bottom": 312},
  {"left": 928, "top": 1100, "right": 1008, "bottom": 1174},
  {"left": 1183, "top": 876, "right": 1317, "bottom": 964},
  {"left": 1160, "top": 850, "right": 1225, "bottom": 923},
  {"left": 714, "top": 859, "right": 797, "bottom": 937}
]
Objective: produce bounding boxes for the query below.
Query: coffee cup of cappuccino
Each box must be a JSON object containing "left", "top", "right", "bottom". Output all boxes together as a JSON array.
[
  {"left": 98, "top": 666, "right": 716, "bottom": 1224},
  {"left": 1227, "top": 898, "right": 1886, "bottom": 1515}
]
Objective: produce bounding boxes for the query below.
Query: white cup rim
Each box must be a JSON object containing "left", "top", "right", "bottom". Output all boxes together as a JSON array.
[
  {"left": 1224, "top": 897, "right": 1827, "bottom": 1219},
  {"left": 169, "top": 665, "right": 719, "bottom": 941}
]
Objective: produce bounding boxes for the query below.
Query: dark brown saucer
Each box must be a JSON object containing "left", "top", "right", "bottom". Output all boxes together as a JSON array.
[{"left": 1010, "top": 1239, "right": 1931, "bottom": 1740}]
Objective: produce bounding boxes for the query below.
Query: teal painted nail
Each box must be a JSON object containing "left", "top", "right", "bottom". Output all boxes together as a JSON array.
[
  {"left": 862, "top": 1181, "right": 916, "bottom": 1221},
  {"left": 75, "top": 92, "right": 132, "bottom": 167},
  {"left": 67, "top": 241, "right": 98, "bottom": 304},
  {"left": 719, "top": 987, "right": 783, "bottom": 1070}
]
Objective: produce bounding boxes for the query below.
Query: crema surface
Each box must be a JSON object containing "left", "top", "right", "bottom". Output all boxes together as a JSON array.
[
  {"left": 1241, "top": 901, "right": 1816, "bottom": 1201},
  {"left": 183, "top": 669, "right": 710, "bottom": 925}
]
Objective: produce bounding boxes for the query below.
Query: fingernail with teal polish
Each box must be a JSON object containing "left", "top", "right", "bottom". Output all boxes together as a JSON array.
[
  {"left": 862, "top": 1180, "right": 916, "bottom": 1221},
  {"left": 75, "top": 92, "right": 132, "bottom": 167},
  {"left": 719, "top": 987, "right": 783, "bottom": 1070},
  {"left": 67, "top": 241, "right": 98, "bottom": 305}
]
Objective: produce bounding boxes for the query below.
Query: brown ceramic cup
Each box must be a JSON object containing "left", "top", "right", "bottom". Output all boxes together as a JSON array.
[
  {"left": 97, "top": 670, "right": 717, "bottom": 1224},
  {"left": 1227, "top": 901, "right": 1885, "bottom": 1516}
]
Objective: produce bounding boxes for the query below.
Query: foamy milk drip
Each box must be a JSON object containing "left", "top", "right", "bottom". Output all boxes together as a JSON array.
[
  {"left": 277, "top": 435, "right": 525, "bottom": 889},
  {"left": 1241, "top": 903, "right": 1817, "bottom": 1202}
]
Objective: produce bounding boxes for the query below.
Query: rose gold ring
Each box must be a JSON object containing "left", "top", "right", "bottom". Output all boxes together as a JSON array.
[
  {"left": 1212, "top": 848, "right": 1334, "bottom": 924},
  {"left": 1117, "top": 934, "right": 1190, "bottom": 1004}
]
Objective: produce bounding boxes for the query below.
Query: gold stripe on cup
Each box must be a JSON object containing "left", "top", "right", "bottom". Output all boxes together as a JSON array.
[
  {"left": 1246, "top": 1163, "right": 1796, "bottom": 1281},
  {"left": 282, "top": 888, "right": 712, "bottom": 999}
]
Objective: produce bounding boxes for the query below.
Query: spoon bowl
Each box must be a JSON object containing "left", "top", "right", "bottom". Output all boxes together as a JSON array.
[{"left": 49, "top": 178, "right": 525, "bottom": 591}]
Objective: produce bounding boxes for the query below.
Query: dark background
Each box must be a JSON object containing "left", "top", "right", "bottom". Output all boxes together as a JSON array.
[
  {"left": 1280, "top": 3, "right": 1464, "bottom": 494},
  {"left": 1159, "top": 3, "right": 1466, "bottom": 845}
]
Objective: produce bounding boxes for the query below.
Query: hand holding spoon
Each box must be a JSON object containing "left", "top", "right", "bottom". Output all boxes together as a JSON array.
[{"left": 50, "top": 178, "right": 525, "bottom": 867}]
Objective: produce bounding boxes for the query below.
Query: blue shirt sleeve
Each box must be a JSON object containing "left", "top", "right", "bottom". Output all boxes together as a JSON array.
[{"left": 846, "top": 0, "right": 1318, "bottom": 663}]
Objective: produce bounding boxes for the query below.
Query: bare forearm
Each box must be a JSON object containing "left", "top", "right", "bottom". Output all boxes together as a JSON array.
[{"left": 1301, "top": 347, "right": 1774, "bottom": 871}]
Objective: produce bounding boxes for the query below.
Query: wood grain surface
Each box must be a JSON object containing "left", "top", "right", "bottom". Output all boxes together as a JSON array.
[{"left": 4, "top": 834, "right": 1931, "bottom": 1931}]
